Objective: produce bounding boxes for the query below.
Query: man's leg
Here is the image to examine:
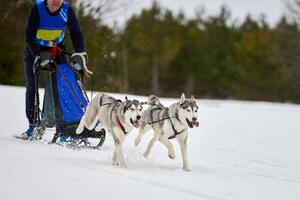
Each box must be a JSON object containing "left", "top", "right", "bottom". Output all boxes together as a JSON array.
[{"left": 22, "top": 48, "right": 35, "bottom": 137}]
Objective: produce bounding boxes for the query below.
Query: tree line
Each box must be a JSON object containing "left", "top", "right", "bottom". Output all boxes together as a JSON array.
[{"left": 1, "top": 0, "right": 300, "bottom": 103}]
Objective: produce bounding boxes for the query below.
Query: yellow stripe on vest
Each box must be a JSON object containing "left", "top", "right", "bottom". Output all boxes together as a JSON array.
[{"left": 36, "top": 29, "right": 63, "bottom": 41}]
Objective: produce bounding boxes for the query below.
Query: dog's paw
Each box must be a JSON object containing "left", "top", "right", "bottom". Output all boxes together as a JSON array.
[
  {"left": 168, "top": 154, "right": 175, "bottom": 159},
  {"left": 143, "top": 152, "right": 149, "bottom": 158},
  {"left": 112, "top": 160, "right": 119, "bottom": 166},
  {"left": 183, "top": 167, "right": 191, "bottom": 172}
]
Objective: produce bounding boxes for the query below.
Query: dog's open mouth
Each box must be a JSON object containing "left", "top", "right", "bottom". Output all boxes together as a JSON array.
[
  {"left": 186, "top": 118, "right": 199, "bottom": 128},
  {"left": 130, "top": 118, "right": 140, "bottom": 128}
]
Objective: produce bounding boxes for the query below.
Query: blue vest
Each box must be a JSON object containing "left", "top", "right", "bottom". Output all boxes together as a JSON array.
[{"left": 35, "top": 0, "right": 69, "bottom": 47}]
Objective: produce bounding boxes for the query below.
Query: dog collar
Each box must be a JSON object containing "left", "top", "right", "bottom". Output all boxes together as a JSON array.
[{"left": 116, "top": 115, "right": 127, "bottom": 135}]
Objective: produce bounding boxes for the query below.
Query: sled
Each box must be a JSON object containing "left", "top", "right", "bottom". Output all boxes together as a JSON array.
[{"left": 31, "top": 47, "right": 105, "bottom": 149}]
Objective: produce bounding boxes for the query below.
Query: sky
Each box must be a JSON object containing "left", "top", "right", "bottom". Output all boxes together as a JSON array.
[{"left": 100, "top": 0, "right": 287, "bottom": 27}]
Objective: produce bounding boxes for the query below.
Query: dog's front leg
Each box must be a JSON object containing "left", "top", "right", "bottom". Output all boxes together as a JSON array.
[
  {"left": 114, "top": 140, "right": 127, "bottom": 168},
  {"left": 112, "top": 149, "right": 119, "bottom": 166},
  {"left": 177, "top": 134, "right": 191, "bottom": 172},
  {"left": 135, "top": 123, "right": 151, "bottom": 146},
  {"left": 159, "top": 136, "right": 175, "bottom": 159},
  {"left": 143, "top": 133, "right": 159, "bottom": 158}
]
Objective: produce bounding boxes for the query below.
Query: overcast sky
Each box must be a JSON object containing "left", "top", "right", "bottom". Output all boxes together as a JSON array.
[{"left": 100, "top": 0, "right": 287, "bottom": 27}]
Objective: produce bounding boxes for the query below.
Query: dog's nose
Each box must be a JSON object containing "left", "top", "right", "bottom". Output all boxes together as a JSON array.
[
  {"left": 137, "top": 115, "right": 141, "bottom": 120},
  {"left": 192, "top": 117, "right": 197, "bottom": 122}
]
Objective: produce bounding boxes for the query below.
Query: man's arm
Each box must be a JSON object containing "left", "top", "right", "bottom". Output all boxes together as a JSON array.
[
  {"left": 25, "top": 4, "right": 41, "bottom": 56},
  {"left": 67, "top": 6, "right": 85, "bottom": 52}
]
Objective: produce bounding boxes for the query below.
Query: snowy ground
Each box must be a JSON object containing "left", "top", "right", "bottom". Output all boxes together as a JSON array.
[{"left": 0, "top": 85, "right": 299, "bottom": 200}]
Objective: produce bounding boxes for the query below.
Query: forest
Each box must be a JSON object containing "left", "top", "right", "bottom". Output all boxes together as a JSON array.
[{"left": 1, "top": 0, "right": 300, "bottom": 103}]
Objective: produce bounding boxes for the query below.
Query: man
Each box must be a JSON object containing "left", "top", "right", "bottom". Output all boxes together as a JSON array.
[{"left": 22, "top": 0, "right": 86, "bottom": 138}]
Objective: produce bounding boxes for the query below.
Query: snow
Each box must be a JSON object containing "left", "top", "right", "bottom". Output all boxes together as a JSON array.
[{"left": 0, "top": 85, "right": 300, "bottom": 200}]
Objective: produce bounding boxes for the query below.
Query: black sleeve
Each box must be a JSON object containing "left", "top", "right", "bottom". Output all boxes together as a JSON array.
[
  {"left": 67, "top": 6, "right": 85, "bottom": 52},
  {"left": 25, "top": 4, "right": 41, "bottom": 56}
]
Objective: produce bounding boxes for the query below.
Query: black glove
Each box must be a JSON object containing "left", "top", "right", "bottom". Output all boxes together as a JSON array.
[
  {"left": 71, "top": 54, "right": 83, "bottom": 73},
  {"left": 71, "top": 52, "right": 93, "bottom": 78},
  {"left": 39, "top": 51, "right": 53, "bottom": 70}
]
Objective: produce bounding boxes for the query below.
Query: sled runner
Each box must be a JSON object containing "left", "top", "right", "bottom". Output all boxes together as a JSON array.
[{"left": 30, "top": 47, "right": 105, "bottom": 149}]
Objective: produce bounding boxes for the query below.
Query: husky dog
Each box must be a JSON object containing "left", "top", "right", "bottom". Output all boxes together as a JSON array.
[
  {"left": 76, "top": 93, "right": 143, "bottom": 168},
  {"left": 135, "top": 93, "right": 199, "bottom": 171}
]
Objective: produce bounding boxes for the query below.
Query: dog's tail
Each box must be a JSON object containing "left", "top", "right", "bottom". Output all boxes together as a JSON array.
[
  {"left": 141, "top": 95, "right": 160, "bottom": 106},
  {"left": 76, "top": 117, "right": 85, "bottom": 134},
  {"left": 76, "top": 101, "right": 99, "bottom": 134}
]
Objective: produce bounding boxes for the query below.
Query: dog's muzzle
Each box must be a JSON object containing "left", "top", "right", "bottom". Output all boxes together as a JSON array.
[
  {"left": 186, "top": 117, "right": 199, "bottom": 128},
  {"left": 130, "top": 117, "right": 140, "bottom": 128}
]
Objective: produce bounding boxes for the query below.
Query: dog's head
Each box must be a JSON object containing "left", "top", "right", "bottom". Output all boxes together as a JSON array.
[
  {"left": 123, "top": 97, "right": 143, "bottom": 128},
  {"left": 147, "top": 95, "right": 161, "bottom": 106},
  {"left": 178, "top": 93, "right": 199, "bottom": 128}
]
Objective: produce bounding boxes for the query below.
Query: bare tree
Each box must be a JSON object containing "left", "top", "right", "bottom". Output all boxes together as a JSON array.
[
  {"left": 283, "top": 0, "right": 300, "bottom": 23},
  {"left": 120, "top": 39, "right": 129, "bottom": 93},
  {"left": 75, "top": 0, "right": 137, "bottom": 93},
  {"left": 77, "top": 0, "right": 137, "bottom": 22}
]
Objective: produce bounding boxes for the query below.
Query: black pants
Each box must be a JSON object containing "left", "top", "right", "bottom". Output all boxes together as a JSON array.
[{"left": 24, "top": 47, "right": 35, "bottom": 125}]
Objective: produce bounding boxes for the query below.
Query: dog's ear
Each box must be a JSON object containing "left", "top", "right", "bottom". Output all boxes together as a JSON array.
[
  {"left": 190, "top": 95, "right": 195, "bottom": 103},
  {"left": 125, "top": 96, "right": 129, "bottom": 105},
  {"left": 180, "top": 93, "right": 186, "bottom": 104},
  {"left": 124, "top": 97, "right": 132, "bottom": 113}
]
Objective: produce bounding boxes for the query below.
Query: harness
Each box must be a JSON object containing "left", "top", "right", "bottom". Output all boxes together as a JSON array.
[
  {"left": 165, "top": 108, "right": 187, "bottom": 139},
  {"left": 116, "top": 114, "right": 127, "bottom": 135},
  {"left": 99, "top": 95, "right": 127, "bottom": 135},
  {"left": 148, "top": 106, "right": 186, "bottom": 139}
]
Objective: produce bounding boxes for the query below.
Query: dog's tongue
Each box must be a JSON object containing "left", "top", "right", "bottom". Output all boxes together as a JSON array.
[
  {"left": 193, "top": 121, "right": 199, "bottom": 127},
  {"left": 133, "top": 120, "right": 140, "bottom": 128}
]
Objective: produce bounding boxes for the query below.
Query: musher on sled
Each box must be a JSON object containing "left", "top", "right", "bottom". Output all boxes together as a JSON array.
[{"left": 21, "top": 0, "right": 105, "bottom": 147}]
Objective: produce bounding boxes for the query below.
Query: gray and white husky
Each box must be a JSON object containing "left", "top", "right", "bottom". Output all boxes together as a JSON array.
[
  {"left": 135, "top": 93, "right": 199, "bottom": 171},
  {"left": 76, "top": 93, "right": 143, "bottom": 168}
]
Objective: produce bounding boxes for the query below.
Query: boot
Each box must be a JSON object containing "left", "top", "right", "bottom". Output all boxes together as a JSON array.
[{"left": 21, "top": 124, "right": 34, "bottom": 139}]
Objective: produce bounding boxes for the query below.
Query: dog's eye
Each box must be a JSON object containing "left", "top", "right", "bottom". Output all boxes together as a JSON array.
[
  {"left": 186, "top": 109, "right": 191, "bottom": 112},
  {"left": 130, "top": 108, "right": 135, "bottom": 111},
  {"left": 195, "top": 110, "right": 198, "bottom": 113},
  {"left": 139, "top": 108, "right": 142, "bottom": 111}
]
